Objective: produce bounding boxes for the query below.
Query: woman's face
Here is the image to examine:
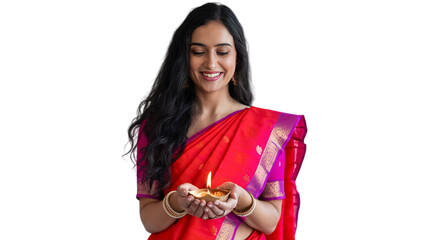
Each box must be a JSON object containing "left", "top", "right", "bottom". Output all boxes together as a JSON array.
[{"left": 189, "top": 20, "right": 237, "bottom": 96}]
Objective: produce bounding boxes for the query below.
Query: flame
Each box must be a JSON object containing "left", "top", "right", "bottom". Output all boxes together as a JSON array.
[{"left": 207, "top": 171, "right": 212, "bottom": 188}]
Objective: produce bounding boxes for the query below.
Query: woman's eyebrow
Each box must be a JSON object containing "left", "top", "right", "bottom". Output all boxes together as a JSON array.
[{"left": 190, "top": 42, "right": 232, "bottom": 47}]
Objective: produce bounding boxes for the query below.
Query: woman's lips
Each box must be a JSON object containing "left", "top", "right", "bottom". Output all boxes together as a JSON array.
[{"left": 200, "top": 72, "right": 223, "bottom": 81}]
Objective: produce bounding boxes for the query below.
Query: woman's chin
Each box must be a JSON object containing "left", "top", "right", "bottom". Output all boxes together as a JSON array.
[{"left": 193, "top": 82, "right": 230, "bottom": 94}]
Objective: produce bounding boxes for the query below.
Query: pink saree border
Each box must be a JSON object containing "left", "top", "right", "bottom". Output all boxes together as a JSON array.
[{"left": 216, "top": 113, "right": 302, "bottom": 240}]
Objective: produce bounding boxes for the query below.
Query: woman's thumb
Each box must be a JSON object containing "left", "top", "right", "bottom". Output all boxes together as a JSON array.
[{"left": 178, "top": 187, "right": 188, "bottom": 196}]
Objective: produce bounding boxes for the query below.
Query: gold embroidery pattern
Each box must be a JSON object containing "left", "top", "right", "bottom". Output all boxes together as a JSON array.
[
  {"left": 250, "top": 114, "right": 296, "bottom": 196},
  {"left": 243, "top": 174, "right": 250, "bottom": 183},
  {"left": 197, "top": 142, "right": 205, "bottom": 149},
  {"left": 256, "top": 145, "right": 262, "bottom": 155},
  {"left": 216, "top": 217, "right": 235, "bottom": 240},
  {"left": 261, "top": 181, "right": 285, "bottom": 199},
  {"left": 199, "top": 163, "right": 204, "bottom": 171},
  {"left": 235, "top": 154, "right": 244, "bottom": 165},
  {"left": 245, "top": 128, "right": 255, "bottom": 137},
  {"left": 222, "top": 136, "right": 230, "bottom": 143},
  {"left": 211, "top": 225, "right": 218, "bottom": 236},
  {"left": 137, "top": 180, "right": 160, "bottom": 198}
]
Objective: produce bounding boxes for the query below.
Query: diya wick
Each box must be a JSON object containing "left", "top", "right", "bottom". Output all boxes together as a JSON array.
[{"left": 189, "top": 171, "right": 231, "bottom": 202}]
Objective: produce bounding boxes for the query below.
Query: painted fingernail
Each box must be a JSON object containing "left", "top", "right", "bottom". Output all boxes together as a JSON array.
[
  {"left": 203, "top": 216, "right": 208, "bottom": 220},
  {"left": 214, "top": 201, "right": 219, "bottom": 206},
  {"left": 205, "top": 208, "right": 209, "bottom": 212}
]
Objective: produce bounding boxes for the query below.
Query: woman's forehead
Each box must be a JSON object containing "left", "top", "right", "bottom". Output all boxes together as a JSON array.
[{"left": 191, "top": 21, "right": 234, "bottom": 46}]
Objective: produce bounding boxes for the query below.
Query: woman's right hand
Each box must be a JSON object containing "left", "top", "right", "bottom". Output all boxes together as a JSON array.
[{"left": 174, "top": 183, "right": 207, "bottom": 218}]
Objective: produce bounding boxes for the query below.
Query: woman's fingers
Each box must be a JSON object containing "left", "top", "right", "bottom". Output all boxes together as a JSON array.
[
  {"left": 177, "top": 188, "right": 188, "bottom": 197},
  {"left": 184, "top": 199, "right": 208, "bottom": 218},
  {"left": 230, "top": 184, "right": 240, "bottom": 199},
  {"left": 217, "top": 182, "right": 234, "bottom": 191},
  {"left": 177, "top": 183, "right": 199, "bottom": 197},
  {"left": 194, "top": 200, "right": 206, "bottom": 218},
  {"left": 176, "top": 183, "right": 201, "bottom": 210},
  {"left": 214, "top": 197, "right": 238, "bottom": 212},
  {"left": 217, "top": 183, "right": 240, "bottom": 200},
  {"left": 207, "top": 202, "right": 225, "bottom": 216},
  {"left": 175, "top": 193, "right": 191, "bottom": 210},
  {"left": 186, "top": 198, "right": 201, "bottom": 214},
  {"left": 202, "top": 207, "right": 217, "bottom": 219}
]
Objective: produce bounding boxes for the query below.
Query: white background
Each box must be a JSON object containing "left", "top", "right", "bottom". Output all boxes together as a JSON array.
[{"left": 1, "top": 0, "right": 427, "bottom": 239}]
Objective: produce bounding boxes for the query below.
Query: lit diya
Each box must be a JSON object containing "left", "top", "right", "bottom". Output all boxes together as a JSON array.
[{"left": 189, "top": 171, "right": 231, "bottom": 202}]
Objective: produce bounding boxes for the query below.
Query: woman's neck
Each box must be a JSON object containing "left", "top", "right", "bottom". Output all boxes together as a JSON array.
[{"left": 193, "top": 90, "right": 240, "bottom": 117}]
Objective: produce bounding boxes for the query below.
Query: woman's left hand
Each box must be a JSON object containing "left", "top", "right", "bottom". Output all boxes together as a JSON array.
[{"left": 202, "top": 182, "right": 240, "bottom": 220}]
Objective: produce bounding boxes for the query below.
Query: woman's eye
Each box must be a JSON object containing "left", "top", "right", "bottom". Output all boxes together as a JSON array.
[
  {"left": 191, "top": 51, "right": 229, "bottom": 56},
  {"left": 191, "top": 51, "right": 205, "bottom": 56}
]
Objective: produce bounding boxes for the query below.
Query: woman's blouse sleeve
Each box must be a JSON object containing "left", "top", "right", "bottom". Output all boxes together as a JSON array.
[
  {"left": 136, "top": 121, "right": 161, "bottom": 200},
  {"left": 260, "top": 116, "right": 307, "bottom": 201}
]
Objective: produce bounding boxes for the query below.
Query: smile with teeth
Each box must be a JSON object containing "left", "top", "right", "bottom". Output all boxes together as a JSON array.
[
  {"left": 202, "top": 72, "right": 221, "bottom": 77},
  {"left": 200, "top": 72, "right": 223, "bottom": 81}
]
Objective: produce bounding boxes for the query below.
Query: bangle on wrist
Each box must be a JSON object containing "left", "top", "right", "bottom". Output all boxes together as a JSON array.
[
  {"left": 233, "top": 191, "right": 256, "bottom": 217},
  {"left": 162, "top": 191, "right": 186, "bottom": 219}
]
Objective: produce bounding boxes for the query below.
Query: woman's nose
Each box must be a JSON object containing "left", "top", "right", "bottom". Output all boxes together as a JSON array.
[{"left": 206, "top": 52, "right": 217, "bottom": 69}]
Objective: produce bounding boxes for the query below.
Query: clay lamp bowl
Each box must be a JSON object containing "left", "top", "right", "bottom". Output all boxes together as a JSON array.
[
  {"left": 189, "top": 188, "right": 231, "bottom": 202},
  {"left": 188, "top": 171, "right": 231, "bottom": 202}
]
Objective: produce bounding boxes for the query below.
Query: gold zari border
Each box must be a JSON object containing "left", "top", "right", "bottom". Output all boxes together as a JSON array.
[
  {"left": 261, "top": 180, "right": 285, "bottom": 199},
  {"left": 216, "top": 216, "right": 236, "bottom": 240},
  {"left": 247, "top": 113, "right": 295, "bottom": 195}
]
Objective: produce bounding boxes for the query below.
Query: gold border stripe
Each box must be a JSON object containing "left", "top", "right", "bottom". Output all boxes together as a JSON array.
[
  {"left": 247, "top": 113, "right": 298, "bottom": 197},
  {"left": 216, "top": 215, "right": 239, "bottom": 240},
  {"left": 260, "top": 180, "right": 285, "bottom": 199}
]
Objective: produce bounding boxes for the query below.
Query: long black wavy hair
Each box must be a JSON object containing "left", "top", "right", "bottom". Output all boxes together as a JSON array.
[{"left": 126, "top": 2, "right": 253, "bottom": 197}]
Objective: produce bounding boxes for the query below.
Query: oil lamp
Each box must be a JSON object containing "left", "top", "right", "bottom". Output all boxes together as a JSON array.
[{"left": 189, "top": 171, "right": 230, "bottom": 202}]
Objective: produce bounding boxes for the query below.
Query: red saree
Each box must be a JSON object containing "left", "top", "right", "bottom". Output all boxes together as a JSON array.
[{"left": 137, "top": 106, "right": 307, "bottom": 240}]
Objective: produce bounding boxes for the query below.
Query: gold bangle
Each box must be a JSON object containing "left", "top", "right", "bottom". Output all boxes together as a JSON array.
[
  {"left": 232, "top": 191, "right": 256, "bottom": 217},
  {"left": 162, "top": 191, "right": 186, "bottom": 219}
]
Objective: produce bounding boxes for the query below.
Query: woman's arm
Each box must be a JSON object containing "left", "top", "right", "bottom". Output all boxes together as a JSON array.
[
  {"left": 138, "top": 197, "right": 177, "bottom": 233},
  {"left": 138, "top": 183, "right": 208, "bottom": 233},
  {"left": 236, "top": 186, "right": 282, "bottom": 234}
]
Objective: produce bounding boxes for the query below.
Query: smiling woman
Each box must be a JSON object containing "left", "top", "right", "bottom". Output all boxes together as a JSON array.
[
  {"left": 126, "top": 2, "right": 307, "bottom": 240},
  {"left": 189, "top": 21, "right": 237, "bottom": 95}
]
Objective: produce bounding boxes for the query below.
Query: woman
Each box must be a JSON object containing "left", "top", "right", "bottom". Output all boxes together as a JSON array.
[{"left": 126, "top": 3, "right": 307, "bottom": 240}]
